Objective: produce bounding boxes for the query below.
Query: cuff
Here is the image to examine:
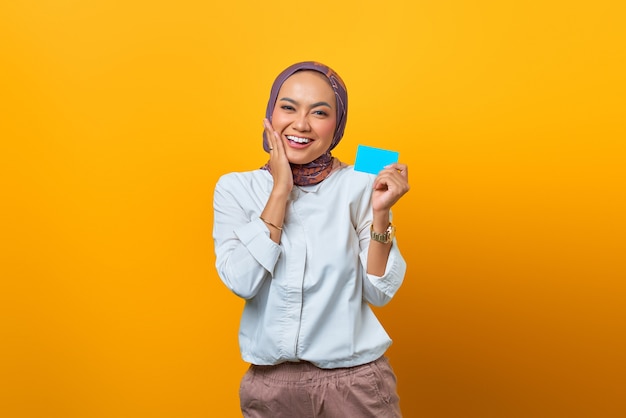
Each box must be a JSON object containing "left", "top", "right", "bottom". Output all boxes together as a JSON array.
[{"left": 234, "top": 218, "right": 281, "bottom": 275}]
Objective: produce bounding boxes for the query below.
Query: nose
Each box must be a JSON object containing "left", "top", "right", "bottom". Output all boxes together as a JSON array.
[{"left": 292, "top": 112, "right": 310, "bottom": 132}]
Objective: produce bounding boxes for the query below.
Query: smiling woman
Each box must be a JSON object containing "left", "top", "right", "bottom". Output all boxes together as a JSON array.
[
  {"left": 3, "top": 0, "right": 623, "bottom": 416},
  {"left": 269, "top": 71, "right": 337, "bottom": 165},
  {"left": 213, "top": 61, "right": 411, "bottom": 417}
]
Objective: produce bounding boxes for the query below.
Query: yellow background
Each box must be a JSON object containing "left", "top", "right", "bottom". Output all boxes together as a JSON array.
[{"left": 1, "top": 1, "right": 625, "bottom": 417}]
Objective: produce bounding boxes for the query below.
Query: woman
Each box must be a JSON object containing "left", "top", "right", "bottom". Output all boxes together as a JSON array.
[{"left": 213, "top": 61, "right": 410, "bottom": 417}]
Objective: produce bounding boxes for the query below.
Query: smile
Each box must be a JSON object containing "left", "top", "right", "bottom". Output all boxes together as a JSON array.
[{"left": 286, "top": 135, "right": 312, "bottom": 144}]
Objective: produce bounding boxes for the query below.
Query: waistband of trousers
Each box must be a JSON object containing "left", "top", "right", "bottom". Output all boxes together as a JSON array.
[{"left": 248, "top": 356, "right": 387, "bottom": 383}]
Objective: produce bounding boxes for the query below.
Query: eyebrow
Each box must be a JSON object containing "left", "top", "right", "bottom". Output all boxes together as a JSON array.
[{"left": 279, "top": 97, "right": 333, "bottom": 109}]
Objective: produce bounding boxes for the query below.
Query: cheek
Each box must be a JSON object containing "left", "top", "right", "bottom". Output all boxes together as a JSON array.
[
  {"left": 270, "top": 109, "right": 287, "bottom": 130},
  {"left": 318, "top": 118, "right": 336, "bottom": 141}
]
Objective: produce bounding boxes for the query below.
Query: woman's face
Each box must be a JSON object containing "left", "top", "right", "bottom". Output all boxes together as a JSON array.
[{"left": 271, "top": 71, "right": 337, "bottom": 165}]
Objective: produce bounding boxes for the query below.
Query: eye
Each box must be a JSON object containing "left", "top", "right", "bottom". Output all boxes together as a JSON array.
[
  {"left": 280, "top": 105, "right": 295, "bottom": 111},
  {"left": 313, "top": 110, "right": 328, "bottom": 116}
]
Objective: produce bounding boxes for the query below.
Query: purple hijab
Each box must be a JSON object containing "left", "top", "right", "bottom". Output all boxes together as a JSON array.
[{"left": 262, "top": 61, "right": 348, "bottom": 186}]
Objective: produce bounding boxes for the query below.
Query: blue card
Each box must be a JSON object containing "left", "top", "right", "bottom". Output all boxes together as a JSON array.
[{"left": 354, "top": 145, "right": 399, "bottom": 174}]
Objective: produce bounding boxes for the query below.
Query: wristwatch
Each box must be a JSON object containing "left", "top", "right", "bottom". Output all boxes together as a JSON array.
[{"left": 370, "top": 223, "right": 396, "bottom": 244}]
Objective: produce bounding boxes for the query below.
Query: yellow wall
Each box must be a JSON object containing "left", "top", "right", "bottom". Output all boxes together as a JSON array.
[{"left": 1, "top": 1, "right": 624, "bottom": 417}]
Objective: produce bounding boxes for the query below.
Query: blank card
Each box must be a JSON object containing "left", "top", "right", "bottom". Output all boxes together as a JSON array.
[{"left": 354, "top": 145, "right": 399, "bottom": 175}]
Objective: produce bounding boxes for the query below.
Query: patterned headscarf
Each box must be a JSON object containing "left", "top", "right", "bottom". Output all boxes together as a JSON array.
[{"left": 262, "top": 61, "right": 348, "bottom": 186}]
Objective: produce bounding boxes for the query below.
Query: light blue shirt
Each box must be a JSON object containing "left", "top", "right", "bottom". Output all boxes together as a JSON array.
[{"left": 213, "top": 164, "right": 406, "bottom": 369}]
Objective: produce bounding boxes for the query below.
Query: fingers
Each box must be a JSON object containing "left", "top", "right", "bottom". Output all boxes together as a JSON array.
[
  {"left": 264, "top": 118, "right": 277, "bottom": 151},
  {"left": 374, "top": 173, "right": 409, "bottom": 194},
  {"left": 263, "top": 118, "right": 293, "bottom": 191},
  {"left": 264, "top": 118, "right": 287, "bottom": 155},
  {"left": 383, "top": 163, "right": 408, "bottom": 179},
  {"left": 375, "top": 163, "right": 409, "bottom": 187},
  {"left": 372, "top": 163, "right": 410, "bottom": 209}
]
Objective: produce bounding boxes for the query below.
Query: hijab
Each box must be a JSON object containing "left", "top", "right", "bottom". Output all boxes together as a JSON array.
[{"left": 262, "top": 61, "right": 348, "bottom": 186}]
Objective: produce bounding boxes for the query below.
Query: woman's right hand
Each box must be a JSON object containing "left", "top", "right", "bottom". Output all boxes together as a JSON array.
[{"left": 264, "top": 118, "right": 293, "bottom": 194}]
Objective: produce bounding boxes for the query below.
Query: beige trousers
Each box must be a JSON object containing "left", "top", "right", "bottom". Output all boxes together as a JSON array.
[{"left": 239, "top": 356, "right": 402, "bottom": 418}]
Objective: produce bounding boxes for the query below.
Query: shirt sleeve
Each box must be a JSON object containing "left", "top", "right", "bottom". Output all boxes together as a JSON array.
[
  {"left": 358, "top": 239, "right": 407, "bottom": 306},
  {"left": 353, "top": 174, "right": 407, "bottom": 306},
  {"left": 213, "top": 175, "right": 281, "bottom": 299}
]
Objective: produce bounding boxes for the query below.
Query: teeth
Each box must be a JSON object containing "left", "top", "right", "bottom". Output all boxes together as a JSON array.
[{"left": 287, "top": 135, "right": 311, "bottom": 144}]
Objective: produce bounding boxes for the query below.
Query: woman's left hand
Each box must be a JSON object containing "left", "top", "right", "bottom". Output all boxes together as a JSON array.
[{"left": 372, "top": 163, "right": 410, "bottom": 212}]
